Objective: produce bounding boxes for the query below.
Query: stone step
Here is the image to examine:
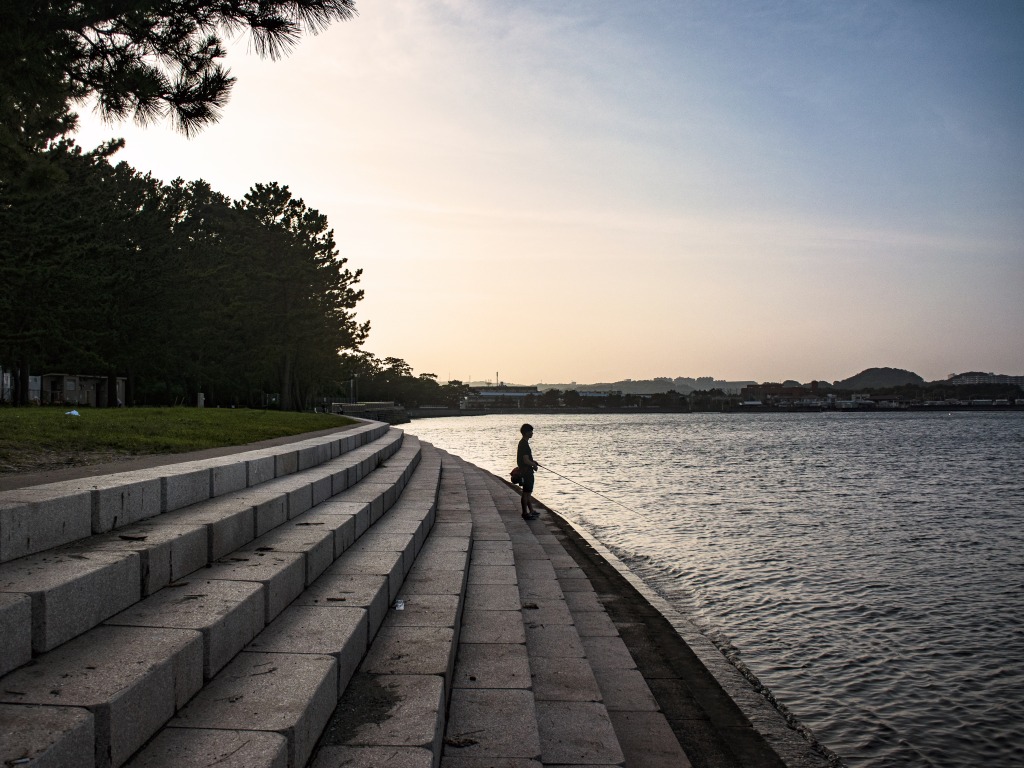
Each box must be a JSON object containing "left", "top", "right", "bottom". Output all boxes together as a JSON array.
[
  {"left": 0, "top": 420, "right": 391, "bottom": 564},
  {"left": 0, "top": 427, "right": 438, "bottom": 768},
  {"left": 0, "top": 427, "right": 406, "bottom": 670},
  {"left": 308, "top": 449, "right": 473, "bottom": 768},
  {"left": 120, "top": 442, "right": 442, "bottom": 768}
]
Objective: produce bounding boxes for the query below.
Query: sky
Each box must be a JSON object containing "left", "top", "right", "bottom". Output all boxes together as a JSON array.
[{"left": 73, "top": 0, "right": 1024, "bottom": 385}]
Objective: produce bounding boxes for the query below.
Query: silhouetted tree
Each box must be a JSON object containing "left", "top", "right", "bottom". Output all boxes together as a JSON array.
[
  {"left": 540, "top": 388, "right": 562, "bottom": 406},
  {"left": 156, "top": 177, "right": 261, "bottom": 404},
  {"left": 439, "top": 380, "right": 473, "bottom": 408},
  {"left": 648, "top": 390, "right": 686, "bottom": 409},
  {"left": 0, "top": 140, "right": 172, "bottom": 405},
  {"left": 335, "top": 354, "right": 467, "bottom": 408},
  {"left": 0, "top": 1, "right": 357, "bottom": 176},
  {"left": 235, "top": 182, "right": 367, "bottom": 410}
]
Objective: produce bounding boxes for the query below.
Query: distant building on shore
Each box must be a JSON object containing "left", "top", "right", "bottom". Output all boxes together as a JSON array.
[
  {"left": 461, "top": 384, "right": 540, "bottom": 409},
  {"left": 946, "top": 372, "right": 1024, "bottom": 386}
]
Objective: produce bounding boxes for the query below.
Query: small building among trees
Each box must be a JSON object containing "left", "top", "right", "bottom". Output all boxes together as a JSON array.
[{"left": 40, "top": 374, "right": 126, "bottom": 407}]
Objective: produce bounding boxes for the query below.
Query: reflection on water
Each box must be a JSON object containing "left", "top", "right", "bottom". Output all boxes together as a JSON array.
[{"left": 408, "top": 411, "right": 1024, "bottom": 768}]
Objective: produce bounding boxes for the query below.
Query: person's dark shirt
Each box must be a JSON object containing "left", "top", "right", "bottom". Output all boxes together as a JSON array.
[{"left": 517, "top": 436, "right": 534, "bottom": 471}]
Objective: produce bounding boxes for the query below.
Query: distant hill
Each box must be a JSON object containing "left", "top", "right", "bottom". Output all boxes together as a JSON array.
[{"left": 833, "top": 367, "right": 925, "bottom": 390}]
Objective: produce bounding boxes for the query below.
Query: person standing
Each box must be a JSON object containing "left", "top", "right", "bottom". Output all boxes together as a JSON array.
[{"left": 517, "top": 423, "right": 540, "bottom": 519}]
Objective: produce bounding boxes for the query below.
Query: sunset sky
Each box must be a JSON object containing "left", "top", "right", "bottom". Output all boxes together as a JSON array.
[{"left": 73, "top": 0, "right": 1024, "bottom": 385}]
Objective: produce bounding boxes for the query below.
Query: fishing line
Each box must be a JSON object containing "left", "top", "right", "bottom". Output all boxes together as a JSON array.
[{"left": 536, "top": 463, "right": 650, "bottom": 519}]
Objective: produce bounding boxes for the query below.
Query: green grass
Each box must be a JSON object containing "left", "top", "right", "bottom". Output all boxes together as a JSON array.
[{"left": 0, "top": 407, "right": 355, "bottom": 466}]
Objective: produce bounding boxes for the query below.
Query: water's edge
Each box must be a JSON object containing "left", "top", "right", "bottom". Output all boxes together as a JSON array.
[
  {"left": 411, "top": 412, "right": 1024, "bottom": 766},
  {"left": 480, "top": 464, "right": 841, "bottom": 767}
]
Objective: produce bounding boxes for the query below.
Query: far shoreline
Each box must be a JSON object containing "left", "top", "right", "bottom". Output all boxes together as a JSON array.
[{"left": 408, "top": 404, "right": 1024, "bottom": 418}]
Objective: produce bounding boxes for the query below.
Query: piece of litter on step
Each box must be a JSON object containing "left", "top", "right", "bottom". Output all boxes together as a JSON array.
[{"left": 393, "top": 599, "right": 405, "bottom": 611}]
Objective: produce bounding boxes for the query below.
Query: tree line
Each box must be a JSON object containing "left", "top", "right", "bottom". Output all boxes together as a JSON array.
[
  {"left": 1, "top": 1, "right": 370, "bottom": 410},
  {"left": 336, "top": 355, "right": 474, "bottom": 409},
  {"left": 0, "top": 141, "right": 367, "bottom": 409}
]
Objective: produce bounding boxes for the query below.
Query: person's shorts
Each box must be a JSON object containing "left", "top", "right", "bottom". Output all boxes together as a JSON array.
[{"left": 521, "top": 469, "right": 535, "bottom": 493}]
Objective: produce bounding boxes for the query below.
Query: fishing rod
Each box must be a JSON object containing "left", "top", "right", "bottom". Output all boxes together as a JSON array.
[{"left": 535, "top": 462, "right": 650, "bottom": 518}]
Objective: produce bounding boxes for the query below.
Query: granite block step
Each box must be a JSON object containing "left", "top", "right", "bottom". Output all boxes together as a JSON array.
[
  {"left": 168, "top": 651, "right": 338, "bottom": 768},
  {"left": 500, "top": 468, "right": 692, "bottom": 767},
  {"left": 0, "top": 625, "right": 204, "bottom": 768},
  {"left": 0, "top": 425, "right": 435, "bottom": 768},
  {"left": 0, "top": 549, "right": 141, "bottom": 654},
  {"left": 118, "top": 729, "right": 289, "bottom": 768},
  {"left": 116, "top": 442, "right": 443, "bottom": 768},
  {"left": 0, "top": 593, "right": 31, "bottom": 677},
  {"left": 0, "top": 421, "right": 390, "bottom": 563},
  {"left": 311, "top": 449, "right": 470, "bottom": 768},
  {"left": 0, "top": 702, "right": 95, "bottom": 768},
  {"left": 0, "top": 428, "right": 408, "bottom": 672},
  {"left": 105, "top": 578, "right": 265, "bottom": 679}
]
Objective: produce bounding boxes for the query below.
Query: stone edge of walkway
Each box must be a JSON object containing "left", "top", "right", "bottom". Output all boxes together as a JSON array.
[{"left": 0, "top": 420, "right": 372, "bottom": 493}]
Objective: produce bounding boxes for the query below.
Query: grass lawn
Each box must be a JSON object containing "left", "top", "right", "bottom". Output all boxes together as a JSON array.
[{"left": 0, "top": 407, "right": 356, "bottom": 473}]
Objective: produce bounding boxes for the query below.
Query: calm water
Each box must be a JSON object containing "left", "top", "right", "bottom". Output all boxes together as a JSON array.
[{"left": 407, "top": 411, "right": 1024, "bottom": 767}]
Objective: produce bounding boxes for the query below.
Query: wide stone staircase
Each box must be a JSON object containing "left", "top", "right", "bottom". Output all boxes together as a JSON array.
[{"left": 0, "top": 419, "right": 731, "bottom": 767}]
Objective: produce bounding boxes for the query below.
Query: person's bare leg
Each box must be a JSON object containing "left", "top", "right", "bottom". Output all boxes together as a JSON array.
[{"left": 521, "top": 490, "right": 531, "bottom": 517}]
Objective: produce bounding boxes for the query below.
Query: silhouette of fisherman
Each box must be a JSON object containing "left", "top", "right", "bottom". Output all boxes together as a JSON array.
[{"left": 517, "top": 423, "right": 540, "bottom": 519}]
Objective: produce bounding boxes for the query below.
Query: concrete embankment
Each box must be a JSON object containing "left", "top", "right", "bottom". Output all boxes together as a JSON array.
[{"left": 0, "top": 421, "right": 830, "bottom": 767}]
